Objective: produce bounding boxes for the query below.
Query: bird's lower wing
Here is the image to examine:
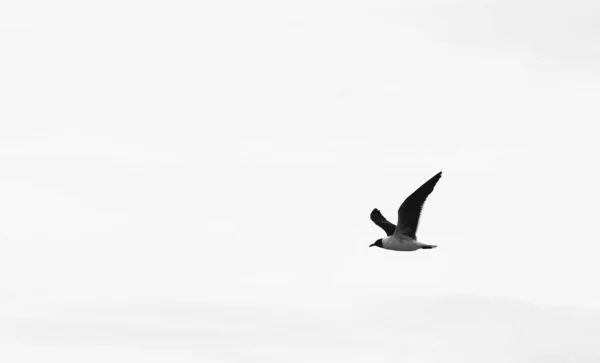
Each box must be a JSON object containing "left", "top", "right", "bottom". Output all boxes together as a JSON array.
[{"left": 370, "top": 208, "right": 396, "bottom": 236}]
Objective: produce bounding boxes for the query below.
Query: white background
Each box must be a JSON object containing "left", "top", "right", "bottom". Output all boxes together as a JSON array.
[{"left": 1, "top": 0, "right": 599, "bottom": 361}]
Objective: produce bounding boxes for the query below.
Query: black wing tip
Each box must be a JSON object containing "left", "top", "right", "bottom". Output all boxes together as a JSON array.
[
  {"left": 429, "top": 171, "right": 443, "bottom": 183},
  {"left": 370, "top": 208, "right": 382, "bottom": 218}
]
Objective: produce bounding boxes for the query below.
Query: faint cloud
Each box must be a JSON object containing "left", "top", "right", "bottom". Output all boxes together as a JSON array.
[
  {"left": 0, "top": 2, "right": 35, "bottom": 30},
  {"left": 389, "top": 0, "right": 600, "bottom": 66},
  {"left": 2, "top": 295, "right": 600, "bottom": 362}
]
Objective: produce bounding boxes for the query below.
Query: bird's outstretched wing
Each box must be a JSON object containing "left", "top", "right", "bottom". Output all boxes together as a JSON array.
[
  {"left": 394, "top": 171, "right": 442, "bottom": 239},
  {"left": 370, "top": 208, "right": 396, "bottom": 236}
]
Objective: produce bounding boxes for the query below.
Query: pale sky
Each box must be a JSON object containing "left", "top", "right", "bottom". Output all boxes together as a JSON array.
[{"left": 1, "top": 0, "right": 600, "bottom": 361}]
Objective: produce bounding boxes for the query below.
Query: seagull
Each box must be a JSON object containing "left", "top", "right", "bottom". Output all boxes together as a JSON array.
[{"left": 369, "top": 171, "right": 442, "bottom": 251}]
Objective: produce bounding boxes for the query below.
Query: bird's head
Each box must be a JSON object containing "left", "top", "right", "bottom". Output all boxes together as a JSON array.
[{"left": 369, "top": 238, "right": 383, "bottom": 248}]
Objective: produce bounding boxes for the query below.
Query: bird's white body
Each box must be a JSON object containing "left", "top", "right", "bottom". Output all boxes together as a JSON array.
[{"left": 381, "top": 235, "right": 437, "bottom": 251}]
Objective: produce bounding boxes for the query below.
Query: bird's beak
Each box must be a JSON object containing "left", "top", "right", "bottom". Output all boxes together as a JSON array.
[{"left": 369, "top": 243, "right": 375, "bottom": 248}]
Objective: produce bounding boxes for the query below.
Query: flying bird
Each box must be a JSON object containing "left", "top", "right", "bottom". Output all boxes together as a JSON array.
[{"left": 370, "top": 171, "right": 442, "bottom": 251}]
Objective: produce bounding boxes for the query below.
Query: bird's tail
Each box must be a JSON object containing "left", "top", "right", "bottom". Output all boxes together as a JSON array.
[{"left": 420, "top": 244, "right": 437, "bottom": 249}]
